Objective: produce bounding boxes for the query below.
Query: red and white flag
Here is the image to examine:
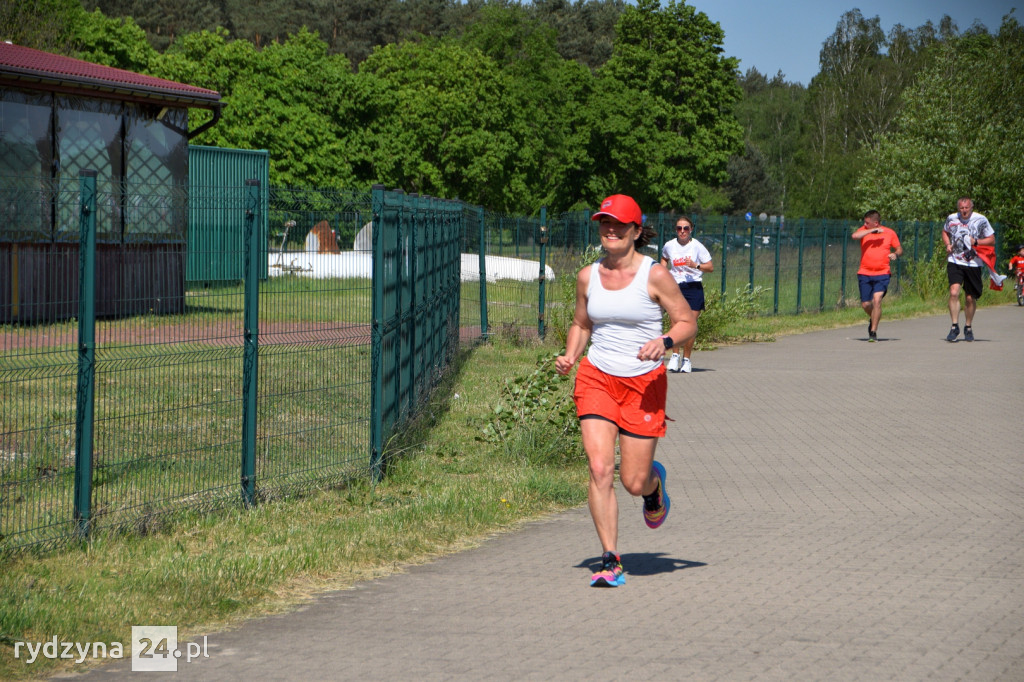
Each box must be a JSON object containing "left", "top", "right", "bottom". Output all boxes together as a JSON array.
[{"left": 974, "top": 244, "right": 1006, "bottom": 291}]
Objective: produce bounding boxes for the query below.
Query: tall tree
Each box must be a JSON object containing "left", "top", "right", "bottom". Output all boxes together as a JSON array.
[
  {"left": 155, "top": 28, "right": 362, "bottom": 188},
  {"left": 458, "top": 4, "right": 596, "bottom": 213},
  {"left": 530, "top": 0, "right": 626, "bottom": 70},
  {"left": 83, "top": 0, "right": 229, "bottom": 51},
  {"left": 788, "top": 9, "right": 957, "bottom": 218},
  {"left": 856, "top": 13, "right": 1024, "bottom": 231},
  {"left": 77, "top": 10, "right": 158, "bottom": 71},
  {"left": 724, "top": 141, "right": 778, "bottom": 216},
  {"left": 733, "top": 68, "right": 806, "bottom": 215},
  {"left": 358, "top": 39, "right": 522, "bottom": 209},
  {"left": 589, "top": 0, "right": 743, "bottom": 211}
]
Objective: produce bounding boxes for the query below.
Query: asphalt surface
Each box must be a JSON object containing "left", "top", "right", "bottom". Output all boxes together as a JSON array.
[{"left": 65, "top": 306, "right": 1024, "bottom": 681}]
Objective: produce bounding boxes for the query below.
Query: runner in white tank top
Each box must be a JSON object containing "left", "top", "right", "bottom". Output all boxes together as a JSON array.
[{"left": 554, "top": 194, "right": 696, "bottom": 587}]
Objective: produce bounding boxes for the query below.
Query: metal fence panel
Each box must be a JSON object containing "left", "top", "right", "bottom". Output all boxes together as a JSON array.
[
  {"left": 3, "top": 177, "right": 401, "bottom": 554},
  {"left": 187, "top": 146, "right": 270, "bottom": 283}
]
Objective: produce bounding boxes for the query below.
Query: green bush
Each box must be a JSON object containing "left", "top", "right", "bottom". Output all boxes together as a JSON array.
[
  {"left": 902, "top": 240, "right": 949, "bottom": 300},
  {"left": 683, "top": 285, "right": 768, "bottom": 347},
  {"left": 478, "top": 353, "right": 582, "bottom": 468}
]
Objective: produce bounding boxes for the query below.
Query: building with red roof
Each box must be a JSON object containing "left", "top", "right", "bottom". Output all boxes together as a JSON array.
[{"left": 0, "top": 42, "right": 223, "bottom": 322}]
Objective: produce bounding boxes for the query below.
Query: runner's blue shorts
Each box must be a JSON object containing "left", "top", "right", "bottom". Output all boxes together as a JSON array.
[
  {"left": 677, "top": 281, "right": 705, "bottom": 311},
  {"left": 858, "top": 274, "right": 890, "bottom": 302}
]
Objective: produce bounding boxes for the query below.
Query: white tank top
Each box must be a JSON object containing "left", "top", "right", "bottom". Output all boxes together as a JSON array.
[{"left": 586, "top": 256, "right": 663, "bottom": 377}]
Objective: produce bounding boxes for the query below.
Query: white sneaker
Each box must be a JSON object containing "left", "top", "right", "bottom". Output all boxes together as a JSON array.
[
  {"left": 667, "top": 353, "right": 681, "bottom": 372},
  {"left": 681, "top": 357, "right": 692, "bottom": 373}
]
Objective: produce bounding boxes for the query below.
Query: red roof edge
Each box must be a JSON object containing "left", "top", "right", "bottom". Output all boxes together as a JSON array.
[{"left": 0, "top": 42, "right": 220, "bottom": 107}]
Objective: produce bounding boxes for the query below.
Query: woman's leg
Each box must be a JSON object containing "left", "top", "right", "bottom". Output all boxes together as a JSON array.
[
  {"left": 617, "top": 433, "right": 660, "bottom": 498},
  {"left": 580, "top": 417, "right": 621, "bottom": 552}
]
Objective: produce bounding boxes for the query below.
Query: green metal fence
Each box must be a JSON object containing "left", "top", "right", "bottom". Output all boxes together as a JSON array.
[
  {"left": 459, "top": 206, "right": 550, "bottom": 341},
  {"left": 1, "top": 172, "right": 1002, "bottom": 556},
  {"left": 0, "top": 175, "right": 467, "bottom": 554},
  {"left": 547, "top": 212, "right": 1001, "bottom": 315}
]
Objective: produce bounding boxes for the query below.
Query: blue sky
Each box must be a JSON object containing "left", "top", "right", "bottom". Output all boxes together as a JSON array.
[{"left": 673, "top": 1, "right": 1019, "bottom": 85}]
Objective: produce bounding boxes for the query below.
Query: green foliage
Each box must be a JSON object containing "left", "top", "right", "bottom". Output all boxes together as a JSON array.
[
  {"left": 88, "top": 0, "right": 627, "bottom": 71},
  {"left": 693, "top": 285, "right": 769, "bottom": 347},
  {"left": 55, "top": 1, "right": 1019, "bottom": 224},
  {"left": 77, "top": 10, "right": 157, "bottom": 71},
  {"left": 725, "top": 141, "right": 779, "bottom": 215},
  {"left": 456, "top": 5, "right": 598, "bottom": 212},
  {"left": 856, "top": 15, "right": 1024, "bottom": 227},
  {"left": 531, "top": 0, "right": 623, "bottom": 70},
  {"left": 901, "top": 242, "right": 950, "bottom": 300},
  {"left": 83, "top": 0, "right": 229, "bottom": 51},
  {"left": 590, "top": 0, "right": 744, "bottom": 210},
  {"left": 478, "top": 353, "right": 582, "bottom": 468},
  {"left": 732, "top": 68, "right": 807, "bottom": 216},
  {"left": 0, "top": 0, "right": 85, "bottom": 55},
  {"left": 359, "top": 39, "right": 521, "bottom": 209},
  {"left": 51, "top": 1, "right": 743, "bottom": 213},
  {"left": 154, "top": 28, "right": 362, "bottom": 188},
  {"left": 769, "top": 10, "right": 956, "bottom": 219},
  {"left": 1001, "top": 224, "right": 1024, "bottom": 260},
  {"left": 689, "top": 184, "right": 732, "bottom": 215}
]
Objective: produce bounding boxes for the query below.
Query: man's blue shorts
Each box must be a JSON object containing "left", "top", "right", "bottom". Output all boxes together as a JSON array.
[{"left": 858, "top": 274, "right": 890, "bottom": 302}]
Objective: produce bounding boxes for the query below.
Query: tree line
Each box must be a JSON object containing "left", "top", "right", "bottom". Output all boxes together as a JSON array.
[{"left": 3, "top": 0, "right": 1021, "bottom": 238}]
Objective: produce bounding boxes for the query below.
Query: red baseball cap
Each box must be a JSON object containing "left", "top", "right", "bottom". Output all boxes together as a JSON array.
[{"left": 591, "top": 194, "right": 643, "bottom": 225}]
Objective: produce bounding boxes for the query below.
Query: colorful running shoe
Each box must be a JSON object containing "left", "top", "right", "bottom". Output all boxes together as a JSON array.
[
  {"left": 590, "top": 551, "right": 625, "bottom": 587},
  {"left": 643, "top": 460, "right": 670, "bottom": 529}
]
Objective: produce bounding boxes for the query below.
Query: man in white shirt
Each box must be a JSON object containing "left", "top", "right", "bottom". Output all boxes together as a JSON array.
[{"left": 941, "top": 196, "right": 995, "bottom": 342}]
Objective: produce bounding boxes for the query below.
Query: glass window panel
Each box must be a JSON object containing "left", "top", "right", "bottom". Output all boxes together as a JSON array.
[
  {"left": 125, "top": 105, "right": 188, "bottom": 241},
  {"left": 0, "top": 88, "right": 53, "bottom": 240},
  {"left": 56, "top": 96, "right": 123, "bottom": 242}
]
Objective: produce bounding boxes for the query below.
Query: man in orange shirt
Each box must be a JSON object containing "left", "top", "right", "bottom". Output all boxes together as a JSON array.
[{"left": 852, "top": 210, "right": 902, "bottom": 342}]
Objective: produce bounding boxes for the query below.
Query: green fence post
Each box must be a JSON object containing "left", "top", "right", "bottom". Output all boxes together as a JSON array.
[
  {"left": 823, "top": 220, "right": 831, "bottom": 311},
  {"left": 748, "top": 223, "right": 756, "bottom": 292},
  {"left": 478, "top": 206, "right": 488, "bottom": 338},
  {"left": 894, "top": 222, "right": 903, "bottom": 293},
  {"left": 773, "top": 223, "right": 781, "bottom": 314},
  {"left": 73, "top": 170, "right": 98, "bottom": 539},
  {"left": 720, "top": 217, "right": 728, "bottom": 295},
  {"left": 840, "top": 221, "right": 848, "bottom": 306},
  {"left": 241, "top": 179, "right": 260, "bottom": 507},
  {"left": 407, "top": 193, "right": 419, "bottom": 414},
  {"left": 538, "top": 206, "right": 548, "bottom": 340},
  {"left": 370, "top": 185, "right": 386, "bottom": 480},
  {"left": 797, "top": 221, "right": 805, "bottom": 313},
  {"left": 393, "top": 191, "right": 406, "bottom": 419}
]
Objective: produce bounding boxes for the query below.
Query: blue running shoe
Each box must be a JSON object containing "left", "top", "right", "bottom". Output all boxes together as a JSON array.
[
  {"left": 590, "top": 551, "right": 625, "bottom": 587},
  {"left": 643, "top": 461, "right": 670, "bottom": 529}
]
